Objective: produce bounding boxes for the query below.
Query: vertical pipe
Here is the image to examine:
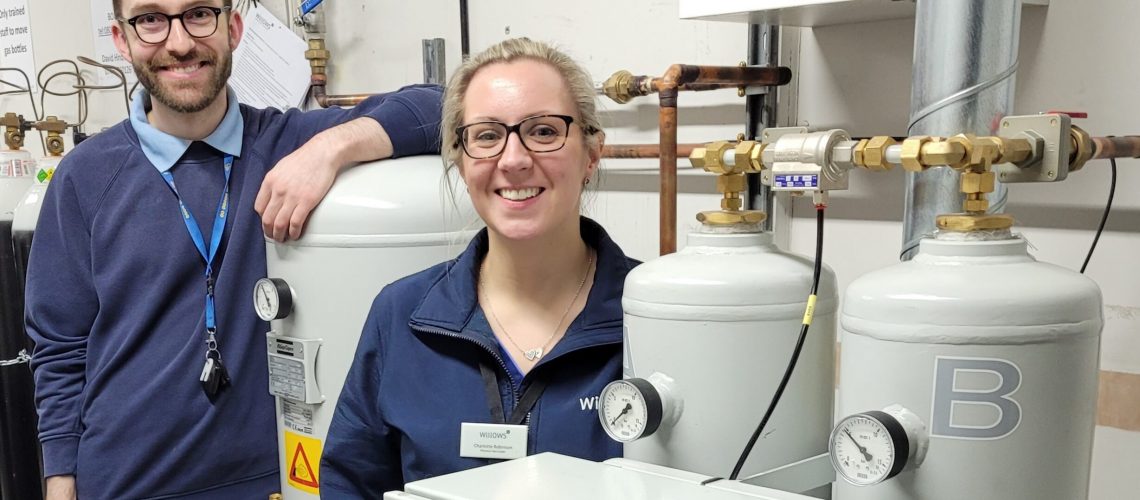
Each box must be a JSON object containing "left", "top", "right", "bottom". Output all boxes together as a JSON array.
[
  {"left": 901, "top": 0, "right": 1021, "bottom": 260},
  {"left": 659, "top": 90, "right": 679, "bottom": 255},
  {"left": 746, "top": 24, "right": 779, "bottom": 233},
  {"left": 459, "top": 0, "right": 470, "bottom": 60},
  {"left": 422, "top": 38, "right": 447, "bottom": 85}
]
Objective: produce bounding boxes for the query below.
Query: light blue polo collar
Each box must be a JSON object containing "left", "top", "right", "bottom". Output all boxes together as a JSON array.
[{"left": 130, "top": 87, "right": 244, "bottom": 173}]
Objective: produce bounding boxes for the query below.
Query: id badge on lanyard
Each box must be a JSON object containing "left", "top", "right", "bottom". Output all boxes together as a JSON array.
[
  {"left": 459, "top": 360, "right": 548, "bottom": 460},
  {"left": 161, "top": 155, "right": 233, "bottom": 400}
]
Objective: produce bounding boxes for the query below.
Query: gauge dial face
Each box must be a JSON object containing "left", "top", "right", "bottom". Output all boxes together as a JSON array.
[
  {"left": 830, "top": 413, "right": 902, "bottom": 486},
  {"left": 599, "top": 380, "right": 652, "bottom": 442},
  {"left": 254, "top": 278, "right": 281, "bottom": 321}
]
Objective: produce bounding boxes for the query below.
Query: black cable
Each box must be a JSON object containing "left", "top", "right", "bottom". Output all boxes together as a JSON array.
[
  {"left": 1080, "top": 157, "right": 1117, "bottom": 274},
  {"left": 729, "top": 204, "right": 825, "bottom": 481}
]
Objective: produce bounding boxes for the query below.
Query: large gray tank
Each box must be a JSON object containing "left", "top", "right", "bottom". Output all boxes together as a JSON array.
[
  {"left": 264, "top": 156, "right": 478, "bottom": 499},
  {"left": 836, "top": 230, "right": 1102, "bottom": 499},
  {"left": 619, "top": 223, "right": 837, "bottom": 492}
]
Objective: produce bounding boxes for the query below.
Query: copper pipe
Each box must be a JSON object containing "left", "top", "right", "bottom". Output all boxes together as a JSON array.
[
  {"left": 1092, "top": 136, "right": 1140, "bottom": 159},
  {"left": 602, "top": 143, "right": 700, "bottom": 159},
  {"left": 659, "top": 89, "right": 679, "bottom": 255},
  {"left": 652, "top": 64, "right": 791, "bottom": 92},
  {"left": 668, "top": 67, "right": 778, "bottom": 254},
  {"left": 310, "top": 75, "right": 375, "bottom": 108},
  {"left": 679, "top": 82, "right": 742, "bottom": 92},
  {"left": 637, "top": 65, "right": 790, "bottom": 255},
  {"left": 600, "top": 65, "right": 791, "bottom": 105}
]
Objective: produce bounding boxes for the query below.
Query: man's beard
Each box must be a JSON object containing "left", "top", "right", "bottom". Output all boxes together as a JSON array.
[{"left": 134, "top": 49, "right": 231, "bottom": 113}]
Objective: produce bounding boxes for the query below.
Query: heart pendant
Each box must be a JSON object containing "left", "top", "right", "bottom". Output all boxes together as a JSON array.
[{"left": 524, "top": 348, "right": 543, "bottom": 361}]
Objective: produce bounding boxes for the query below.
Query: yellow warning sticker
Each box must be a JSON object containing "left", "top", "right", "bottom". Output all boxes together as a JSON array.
[{"left": 285, "top": 430, "right": 322, "bottom": 494}]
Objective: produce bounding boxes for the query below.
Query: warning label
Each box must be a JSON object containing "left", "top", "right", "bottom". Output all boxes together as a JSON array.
[{"left": 285, "top": 430, "right": 322, "bottom": 494}]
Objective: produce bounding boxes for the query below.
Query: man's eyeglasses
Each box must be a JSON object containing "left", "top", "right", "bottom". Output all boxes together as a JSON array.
[
  {"left": 456, "top": 114, "right": 596, "bottom": 160},
  {"left": 121, "top": 6, "right": 231, "bottom": 45}
]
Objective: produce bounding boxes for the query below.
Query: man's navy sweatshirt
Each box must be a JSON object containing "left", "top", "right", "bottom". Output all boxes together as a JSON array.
[{"left": 24, "top": 84, "right": 442, "bottom": 499}]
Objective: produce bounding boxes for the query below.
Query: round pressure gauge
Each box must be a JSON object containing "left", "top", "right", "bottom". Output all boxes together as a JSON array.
[
  {"left": 598, "top": 378, "right": 663, "bottom": 442},
  {"left": 253, "top": 278, "right": 293, "bottom": 321},
  {"left": 830, "top": 410, "right": 910, "bottom": 486}
]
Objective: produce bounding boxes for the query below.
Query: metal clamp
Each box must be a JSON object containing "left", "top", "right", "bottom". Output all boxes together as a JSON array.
[{"left": 1, "top": 349, "right": 31, "bottom": 367}]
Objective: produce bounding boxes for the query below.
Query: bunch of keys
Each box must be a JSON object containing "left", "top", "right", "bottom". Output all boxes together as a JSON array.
[{"left": 200, "top": 333, "right": 231, "bottom": 400}]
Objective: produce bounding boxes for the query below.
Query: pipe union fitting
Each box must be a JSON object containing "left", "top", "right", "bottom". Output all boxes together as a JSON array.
[
  {"left": 969, "top": 136, "right": 1002, "bottom": 166},
  {"left": 852, "top": 139, "right": 869, "bottom": 167},
  {"left": 721, "top": 197, "right": 744, "bottom": 211},
  {"left": 734, "top": 141, "right": 761, "bottom": 173},
  {"left": 921, "top": 140, "right": 965, "bottom": 167},
  {"left": 900, "top": 136, "right": 933, "bottom": 172},
  {"left": 695, "top": 141, "right": 734, "bottom": 174},
  {"left": 960, "top": 171, "right": 996, "bottom": 194},
  {"left": 717, "top": 173, "right": 746, "bottom": 193},
  {"left": 749, "top": 142, "right": 766, "bottom": 171},
  {"left": 862, "top": 136, "right": 896, "bottom": 171},
  {"left": 962, "top": 198, "right": 989, "bottom": 212},
  {"left": 944, "top": 135, "right": 975, "bottom": 170}
]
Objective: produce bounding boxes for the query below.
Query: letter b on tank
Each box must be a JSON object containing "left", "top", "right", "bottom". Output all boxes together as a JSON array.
[{"left": 931, "top": 356, "right": 1022, "bottom": 440}]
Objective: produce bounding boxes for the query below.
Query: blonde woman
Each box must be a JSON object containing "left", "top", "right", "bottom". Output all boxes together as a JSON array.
[{"left": 321, "top": 38, "right": 637, "bottom": 496}]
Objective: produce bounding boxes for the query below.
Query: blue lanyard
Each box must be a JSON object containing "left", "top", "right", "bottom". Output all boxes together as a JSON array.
[{"left": 161, "top": 155, "right": 233, "bottom": 340}]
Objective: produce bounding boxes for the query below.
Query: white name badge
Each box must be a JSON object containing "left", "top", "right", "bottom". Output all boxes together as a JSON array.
[{"left": 459, "top": 423, "right": 528, "bottom": 460}]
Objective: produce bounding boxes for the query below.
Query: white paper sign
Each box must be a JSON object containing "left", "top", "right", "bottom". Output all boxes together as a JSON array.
[
  {"left": 231, "top": 3, "right": 310, "bottom": 110},
  {"left": 0, "top": 0, "right": 36, "bottom": 92},
  {"left": 89, "top": 0, "right": 137, "bottom": 87}
]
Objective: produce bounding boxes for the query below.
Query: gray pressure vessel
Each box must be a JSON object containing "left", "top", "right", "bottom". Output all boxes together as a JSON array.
[{"left": 836, "top": 230, "right": 1102, "bottom": 499}]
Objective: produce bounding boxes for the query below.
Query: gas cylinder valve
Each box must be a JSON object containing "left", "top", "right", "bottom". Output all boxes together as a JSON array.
[
  {"left": 1, "top": 113, "right": 29, "bottom": 150},
  {"left": 688, "top": 140, "right": 766, "bottom": 225},
  {"left": 32, "top": 117, "right": 70, "bottom": 157}
]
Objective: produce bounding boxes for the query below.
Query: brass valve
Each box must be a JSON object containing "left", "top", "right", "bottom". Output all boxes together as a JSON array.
[
  {"left": 935, "top": 134, "right": 1015, "bottom": 231},
  {"left": 305, "top": 38, "right": 330, "bottom": 76},
  {"left": 601, "top": 70, "right": 636, "bottom": 105},
  {"left": 689, "top": 140, "right": 767, "bottom": 226},
  {"left": 2, "top": 112, "right": 25, "bottom": 150},
  {"left": 34, "top": 116, "right": 69, "bottom": 156}
]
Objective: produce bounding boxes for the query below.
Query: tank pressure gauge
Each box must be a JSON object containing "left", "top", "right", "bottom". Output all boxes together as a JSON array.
[
  {"left": 830, "top": 406, "right": 928, "bottom": 486},
  {"left": 599, "top": 378, "right": 665, "bottom": 442},
  {"left": 254, "top": 278, "right": 293, "bottom": 321}
]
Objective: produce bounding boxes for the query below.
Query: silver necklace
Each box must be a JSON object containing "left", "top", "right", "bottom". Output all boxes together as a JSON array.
[{"left": 480, "top": 251, "right": 594, "bottom": 361}]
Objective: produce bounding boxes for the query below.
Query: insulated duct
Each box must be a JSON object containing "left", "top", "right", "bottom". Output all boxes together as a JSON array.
[{"left": 901, "top": 0, "right": 1021, "bottom": 260}]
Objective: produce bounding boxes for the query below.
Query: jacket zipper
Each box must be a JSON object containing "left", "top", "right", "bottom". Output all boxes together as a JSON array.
[{"left": 409, "top": 323, "right": 520, "bottom": 417}]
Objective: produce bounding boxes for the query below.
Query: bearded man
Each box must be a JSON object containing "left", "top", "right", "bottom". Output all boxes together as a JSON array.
[{"left": 24, "top": 1, "right": 442, "bottom": 498}]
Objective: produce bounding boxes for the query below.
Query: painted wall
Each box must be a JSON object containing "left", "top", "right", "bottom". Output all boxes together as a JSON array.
[{"left": 2, "top": 0, "right": 1134, "bottom": 497}]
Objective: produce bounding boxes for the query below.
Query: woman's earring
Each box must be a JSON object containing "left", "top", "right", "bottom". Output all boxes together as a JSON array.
[{"left": 583, "top": 178, "right": 590, "bottom": 186}]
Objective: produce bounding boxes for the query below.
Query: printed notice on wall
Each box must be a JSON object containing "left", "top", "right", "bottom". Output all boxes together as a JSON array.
[
  {"left": 231, "top": 3, "right": 309, "bottom": 110},
  {"left": 0, "top": 0, "right": 36, "bottom": 92},
  {"left": 89, "top": 0, "right": 137, "bottom": 87}
]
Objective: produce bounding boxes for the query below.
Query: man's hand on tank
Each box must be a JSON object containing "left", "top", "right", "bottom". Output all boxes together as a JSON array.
[
  {"left": 256, "top": 118, "right": 394, "bottom": 242},
  {"left": 256, "top": 140, "right": 340, "bottom": 242}
]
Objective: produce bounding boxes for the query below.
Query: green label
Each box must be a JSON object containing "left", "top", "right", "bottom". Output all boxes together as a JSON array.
[{"left": 36, "top": 167, "right": 54, "bottom": 183}]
